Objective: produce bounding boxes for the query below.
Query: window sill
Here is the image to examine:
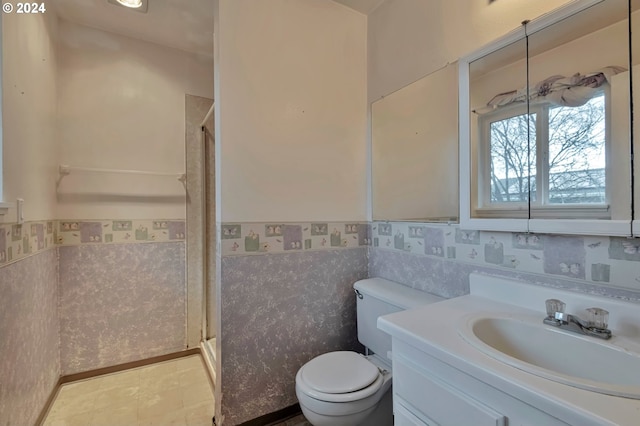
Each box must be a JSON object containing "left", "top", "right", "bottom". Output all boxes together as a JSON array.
[{"left": 474, "top": 204, "right": 610, "bottom": 220}]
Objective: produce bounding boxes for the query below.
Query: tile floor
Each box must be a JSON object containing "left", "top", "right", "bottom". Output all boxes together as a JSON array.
[{"left": 43, "top": 355, "right": 214, "bottom": 426}]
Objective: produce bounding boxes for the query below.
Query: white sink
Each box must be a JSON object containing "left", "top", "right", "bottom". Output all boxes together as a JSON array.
[{"left": 458, "top": 313, "right": 640, "bottom": 399}]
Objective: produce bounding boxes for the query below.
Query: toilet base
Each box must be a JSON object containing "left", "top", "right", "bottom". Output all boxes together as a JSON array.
[{"left": 300, "top": 387, "right": 393, "bottom": 426}]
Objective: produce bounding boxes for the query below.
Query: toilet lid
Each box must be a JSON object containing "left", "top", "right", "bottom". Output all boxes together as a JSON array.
[{"left": 300, "top": 351, "right": 380, "bottom": 394}]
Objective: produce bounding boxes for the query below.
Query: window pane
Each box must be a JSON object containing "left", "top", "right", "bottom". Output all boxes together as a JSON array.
[
  {"left": 489, "top": 113, "right": 536, "bottom": 203},
  {"left": 547, "top": 94, "right": 606, "bottom": 204}
]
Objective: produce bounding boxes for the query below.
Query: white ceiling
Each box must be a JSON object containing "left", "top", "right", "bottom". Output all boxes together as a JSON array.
[
  {"left": 332, "top": 0, "right": 386, "bottom": 15},
  {"left": 53, "top": 0, "right": 383, "bottom": 57},
  {"left": 54, "top": 0, "right": 215, "bottom": 56}
]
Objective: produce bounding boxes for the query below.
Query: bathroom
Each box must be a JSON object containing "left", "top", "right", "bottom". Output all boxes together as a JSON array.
[{"left": 2, "top": 0, "right": 640, "bottom": 425}]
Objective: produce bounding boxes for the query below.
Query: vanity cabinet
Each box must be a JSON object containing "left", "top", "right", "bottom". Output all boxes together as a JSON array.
[
  {"left": 381, "top": 273, "right": 640, "bottom": 426},
  {"left": 391, "top": 340, "right": 571, "bottom": 426},
  {"left": 393, "top": 402, "right": 430, "bottom": 426}
]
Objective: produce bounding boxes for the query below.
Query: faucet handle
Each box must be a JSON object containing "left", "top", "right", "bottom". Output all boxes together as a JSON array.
[
  {"left": 586, "top": 307, "right": 609, "bottom": 330},
  {"left": 545, "top": 299, "right": 566, "bottom": 318}
]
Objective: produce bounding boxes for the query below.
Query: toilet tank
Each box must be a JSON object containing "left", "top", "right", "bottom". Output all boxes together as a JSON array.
[{"left": 353, "top": 278, "right": 444, "bottom": 363}]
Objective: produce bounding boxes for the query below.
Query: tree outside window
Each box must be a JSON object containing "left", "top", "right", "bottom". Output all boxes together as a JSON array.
[{"left": 486, "top": 93, "right": 606, "bottom": 207}]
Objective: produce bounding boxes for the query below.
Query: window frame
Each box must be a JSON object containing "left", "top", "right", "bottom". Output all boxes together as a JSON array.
[{"left": 475, "top": 88, "right": 611, "bottom": 220}]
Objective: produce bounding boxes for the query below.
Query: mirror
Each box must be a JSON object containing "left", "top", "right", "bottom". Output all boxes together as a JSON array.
[
  {"left": 526, "top": 0, "right": 631, "bottom": 228},
  {"left": 371, "top": 63, "right": 459, "bottom": 222},
  {"left": 461, "top": 0, "right": 632, "bottom": 235},
  {"left": 467, "top": 37, "right": 528, "bottom": 228},
  {"left": 633, "top": 0, "right": 640, "bottom": 235}
]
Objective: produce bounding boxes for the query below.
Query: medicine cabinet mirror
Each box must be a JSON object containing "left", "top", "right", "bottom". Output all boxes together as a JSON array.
[
  {"left": 371, "top": 63, "right": 459, "bottom": 222},
  {"left": 460, "top": 0, "right": 633, "bottom": 236},
  {"left": 633, "top": 0, "right": 640, "bottom": 236}
]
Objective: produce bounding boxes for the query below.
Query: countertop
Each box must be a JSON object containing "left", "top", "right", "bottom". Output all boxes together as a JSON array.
[{"left": 378, "top": 292, "right": 640, "bottom": 426}]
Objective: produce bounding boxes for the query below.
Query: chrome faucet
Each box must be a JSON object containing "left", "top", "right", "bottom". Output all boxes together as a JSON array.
[{"left": 543, "top": 299, "right": 612, "bottom": 340}]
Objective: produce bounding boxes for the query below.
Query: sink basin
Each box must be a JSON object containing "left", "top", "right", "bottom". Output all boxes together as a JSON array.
[{"left": 458, "top": 314, "right": 640, "bottom": 399}]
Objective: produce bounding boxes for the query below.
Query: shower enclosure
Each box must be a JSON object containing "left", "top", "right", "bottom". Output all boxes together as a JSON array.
[{"left": 186, "top": 95, "right": 217, "bottom": 382}]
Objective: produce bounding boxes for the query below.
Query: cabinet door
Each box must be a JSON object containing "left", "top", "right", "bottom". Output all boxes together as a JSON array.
[
  {"left": 394, "top": 399, "right": 432, "bottom": 426},
  {"left": 394, "top": 357, "right": 506, "bottom": 426}
]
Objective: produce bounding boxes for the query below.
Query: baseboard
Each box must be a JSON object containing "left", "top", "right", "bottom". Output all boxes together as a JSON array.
[
  {"left": 238, "top": 403, "right": 303, "bottom": 426},
  {"left": 60, "top": 348, "right": 200, "bottom": 384},
  {"left": 37, "top": 348, "right": 201, "bottom": 425},
  {"left": 35, "top": 376, "right": 63, "bottom": 426}
]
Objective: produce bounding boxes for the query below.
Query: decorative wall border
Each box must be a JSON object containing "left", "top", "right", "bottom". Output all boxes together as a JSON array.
[
  {"left": 6, "top": 218, "right": 636, "bottom": 292},
  {"left": 56, "top": 219, "right": 186, "bottom": 246},
  {"left": 0, "top": 221, "right": 55, "bottom": 266},
  {"left": 0, "top": 219, "right": 186, "bottom": 268},
  {"left": 371, "top": 221, "right": 640, "bottom": 292},
  {"left": 220, "top": 222, "right": 371, "bottom": 256}
]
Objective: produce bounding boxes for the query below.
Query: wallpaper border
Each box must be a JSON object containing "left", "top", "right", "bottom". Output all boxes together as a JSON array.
[
  {"left": 371, "top": 221, "right": 640, "bottom": 292},
  {"left": 0, "top": 219, "right": 186, "bottom": 268},
  {"left": 219, "top": 222, "right": 371, "bottom": 256}
]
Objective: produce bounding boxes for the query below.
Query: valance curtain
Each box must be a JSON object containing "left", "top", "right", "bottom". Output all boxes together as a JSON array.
[{"left": 476, "top": 65, "right": 626, "bottom": 114}]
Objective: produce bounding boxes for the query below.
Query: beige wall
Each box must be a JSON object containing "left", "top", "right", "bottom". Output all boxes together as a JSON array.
[
  {"left": 215, "top": 0, "right": 367, "bottom": 223},
  {"left": 56, "top": 20, "right": 213, "bottom": 220},
  {"left": 368, "top": 0, "right": 573, "bottom": 102},
  {"left": 2, "top": 10, "right": 59, "bottom": 222}
]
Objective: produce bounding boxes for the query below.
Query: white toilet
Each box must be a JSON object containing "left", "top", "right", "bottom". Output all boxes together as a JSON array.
[{"left": 295, "top": 278, "right": 444, "bottom": 426}]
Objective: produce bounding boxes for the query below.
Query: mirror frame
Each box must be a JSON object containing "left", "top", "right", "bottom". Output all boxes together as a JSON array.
[
  {"left": 633, "top": 0, "right": 640, "bottom": 237},
  {"left": 459, "top": 0, "right": 633, "bottom": 236}
]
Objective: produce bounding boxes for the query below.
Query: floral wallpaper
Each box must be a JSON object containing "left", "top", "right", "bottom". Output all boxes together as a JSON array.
[
  {"left": 0, "top": 249, "right": 59, "bottom": 426},
  {"left": 219, "top": 248, "right": 368, "bottom": 425},
  {"left": 371, "top": 221, "right": 640, "bottom": 292},
  {"left": 58, "top": 242, "right": 186, "bottom": 375}
]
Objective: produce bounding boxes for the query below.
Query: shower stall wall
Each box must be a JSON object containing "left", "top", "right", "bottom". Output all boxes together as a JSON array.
[{"left": 185, "top": 95, "right": 216, "bottom": 353}]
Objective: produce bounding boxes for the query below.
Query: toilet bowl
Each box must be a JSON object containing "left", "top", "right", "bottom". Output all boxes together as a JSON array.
[
  {"left": 295, "top": 351, "right": 392, "bottom": 426},
  {"left": 295, "top": 278, "right": 444, "bottom": 426}
]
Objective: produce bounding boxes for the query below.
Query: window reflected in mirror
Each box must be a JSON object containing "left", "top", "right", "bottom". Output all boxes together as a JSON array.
[
  {"left": 484, "top": 90, "right": 608, "bottom": 207},
  {"left": 485, "top": 109, "right": 534, "bottom": 204},
  {"left": 469, "top": 38, "right": 528, "bottom": 219},
  {"left": 526, "top": 0, "right": 629, "bottom": 220},
  {"left": 546, "top": 93, "right": 606, "bottom": 205},
  {"left": 468, "top": 0, "right": 631, "bottom": 223}
]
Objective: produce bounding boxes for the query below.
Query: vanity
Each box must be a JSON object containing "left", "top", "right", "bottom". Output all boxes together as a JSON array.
[
  {"left": 369, "top": 0, "right": 640, "bottom": 424},
  {"left": 378, "top": 273, "right": 640, "bottom": 426}
]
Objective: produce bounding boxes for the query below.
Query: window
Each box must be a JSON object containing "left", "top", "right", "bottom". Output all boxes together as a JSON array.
[{"left": 478, "top": 91, "right": 608, "bottom": 218}]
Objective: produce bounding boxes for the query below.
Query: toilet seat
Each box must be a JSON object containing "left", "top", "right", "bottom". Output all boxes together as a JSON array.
[
  {"left": 297, "top": 351, "right": 384, "bottom": 403},
  {"left": 302, "top": 351, "right": 379, "bottom": 394}
]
